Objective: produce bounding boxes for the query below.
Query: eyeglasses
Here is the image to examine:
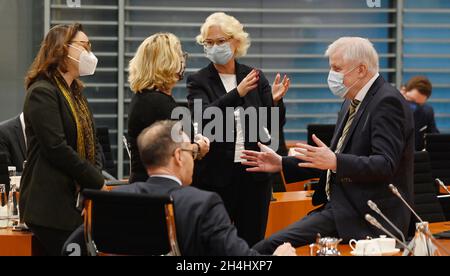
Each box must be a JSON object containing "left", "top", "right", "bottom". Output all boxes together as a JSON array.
[
  {"left": 180, "top": 147, "right": 198, "bottom": 160},
  {"left": 202, "top": 37, "right": 232, "bottom": 48},
  {"left": 178, "top": 52, "right": 188, "bottom": 80},
  {"left": 70, "top": 40, "right": 92, "bottom": 51}
]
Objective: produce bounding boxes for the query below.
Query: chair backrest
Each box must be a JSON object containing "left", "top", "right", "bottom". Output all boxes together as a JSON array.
[
  {"left": 412, "top": 151, "right": 445, "bottom": 223},
  {"left": 307, "top": 124, "right": 335, "bottom": 147},
  {"left": 96, "top": 127, "right": 115, "bottom": 176},
  {"left": 424, "top": 133, "right": 450, "bottom": 185},
  {"left": 83, "top": 189, "right": 181, "bottom": 256}
]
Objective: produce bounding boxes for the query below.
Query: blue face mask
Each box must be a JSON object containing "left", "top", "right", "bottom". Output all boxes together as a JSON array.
[
  {"left": 327, "top": 66, "right": 360, "bottom": 98},
  {"left": 204, "top": 42, "right": 233, "bottom": 65}
]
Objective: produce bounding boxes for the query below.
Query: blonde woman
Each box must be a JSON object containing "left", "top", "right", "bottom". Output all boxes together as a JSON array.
[
  {"left": 187, "top": 12, "right": 290, "bottom": 246},
  {"left": 128, "top": 32, "right": 209, "bottom": 183}
]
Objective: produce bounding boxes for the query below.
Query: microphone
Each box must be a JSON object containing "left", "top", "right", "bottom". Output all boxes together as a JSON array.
[
  {"left": 367, "top": 200, "right": 406, "bottom": 244},
  {"left": 365, "top": 214, "right": 414, "bottom": 256},
  {"left": 122, "top": 135, "right": 131, "bottom": 159},
  {"left": 388, "top": 184, "right": 423, "bottom": 223},
  {"left": 436, "top": 178, "right": 450, "bottom": 195}
]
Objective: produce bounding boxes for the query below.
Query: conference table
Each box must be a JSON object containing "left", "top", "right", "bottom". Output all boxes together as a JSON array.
[
  {"left": 296, "top": 221, "right": 450, "bottom": 256},
  {"left": 0, "top": 228, "right": 43, "bottom": 256},
  {"left": 2, "top": 221, "right": 449, "bottom": 256},
  {"left": 1, "top": 186, "right": 448, "bottom": 256}
]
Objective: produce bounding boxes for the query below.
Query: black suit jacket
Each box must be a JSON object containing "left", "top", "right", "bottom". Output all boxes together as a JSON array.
[
  {"left": 186, "top": 61, "right": 286, "bottom": 188},
  {"left": 127, "top": 89, "right": 179, "bottom": 183},
  {"left": 117, "top": 177, "right": 259, "bottom": 256},
  {"left": 20, "top": 77, "right": 104, "bottom": 231},
  {"left": 413, "top": 103, "right": 439, "bottom": 151},
  {"left": 283, "top": 76, "right": 414, "bottom": 241},
  {"left": 0, "top": 116, "right": 26, "bottom": 172}
]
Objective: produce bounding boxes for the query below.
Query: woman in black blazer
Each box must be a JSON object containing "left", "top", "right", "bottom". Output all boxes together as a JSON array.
[
  {"left": 187, "top": 12, "right": 290, "bottom": 246},
  {"left": 20, "top": 23, "right": 104, "bottom": 255},
  {"left": 127, "top": 33, "right": 209, "bottom": 183}
]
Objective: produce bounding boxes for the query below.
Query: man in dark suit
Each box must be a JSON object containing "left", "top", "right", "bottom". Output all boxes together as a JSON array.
[
  {"left": 0, "top": 114, "right": 26, "bottom": 172},
  {"left": 79, "top": 120, "right": 294, "bottom": 256},
  {"left": 401, "top": 76, "right": 439, "bottom": 151},
  {"left": 242, "top": 37, "right": 414, "bottom": 254}
]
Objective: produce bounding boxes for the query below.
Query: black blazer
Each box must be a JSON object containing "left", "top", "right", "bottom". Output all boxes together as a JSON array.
[
  {"left": 117, "top": 177, "right": 260, "bottom": 256},
  {"left": 127, "top": 89, "right": 178, "bottom": 183},
  {"left": 413, "top": 103, "right": 439, "bottom": 151},
  {"left": 187, "top": 62, "right": 286, "bottom": 188},
  {"left": 20, "top": 77, "right": 104, "bottom": 231},
  {"left": 0, "top": 116, "right": 26, "bottom": 172},
  {"left": 283, "top": 76, "right": 415, "bottom": 241}
]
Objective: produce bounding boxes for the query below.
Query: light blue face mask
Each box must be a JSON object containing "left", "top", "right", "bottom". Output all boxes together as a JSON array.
[
  {"left": 327, "top": 66, "right": 360, "bottom": 98},
  {"left": 204, "top": 42, "right": 233, "bottom": 65}
]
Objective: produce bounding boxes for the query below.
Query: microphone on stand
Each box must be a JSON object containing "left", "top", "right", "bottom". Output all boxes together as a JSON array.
[
  {"left": 367, "top": 200, "right": 406, "bottom": 244},
  {"left": 388, "top": 184, "right": 423, "bottom": 223},
  {"left": 436, "top": 178, "right": 450, "bottom": 195},
  {"left": 365, "top": 214, "right": 414, "bottom": 256}
]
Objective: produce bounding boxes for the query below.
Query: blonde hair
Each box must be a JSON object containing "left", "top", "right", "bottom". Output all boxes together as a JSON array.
[
  {"left": 128, "top": 32, "right": 183, "bottom": 93},
  {"left": 325, "top": 37, "right": 379, "bottom": 73},
  {"left": 196, "top": 12, "right": 250, "bottom": 58}
]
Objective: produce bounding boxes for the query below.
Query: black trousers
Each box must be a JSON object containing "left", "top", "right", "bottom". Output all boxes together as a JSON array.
[
  {"left": 252, "top": 203, "right": 338, "bottom": 254},
  {"left": 203, "top": 163, "right": 272, "bottom": 247},
  {"left": 28, "top": 223, "right": 74, "bottom": 256}
]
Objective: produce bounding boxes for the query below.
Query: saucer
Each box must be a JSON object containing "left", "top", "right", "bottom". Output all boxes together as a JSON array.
[{"left": 350, "top": 248, "right": 400, "bottom": 256}]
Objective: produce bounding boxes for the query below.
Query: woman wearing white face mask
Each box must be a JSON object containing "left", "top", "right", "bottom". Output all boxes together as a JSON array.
[
  {"left": 21, "top": 23, "right": 104, "bottom": 255},
  {"left": 187, "top": 12, "right": 290, "bottom": 246}
]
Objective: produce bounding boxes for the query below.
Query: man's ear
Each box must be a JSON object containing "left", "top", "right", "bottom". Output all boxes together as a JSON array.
[
  {"left": 174, "top": 148, "right": 183, "bottom": 166},
  {"left": 359, "top": 64, "right": 368, "bottom": 77}
]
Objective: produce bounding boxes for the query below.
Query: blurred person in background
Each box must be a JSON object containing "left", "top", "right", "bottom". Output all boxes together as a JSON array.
[
  {"left": 401, "top": 76, "right": 439, "bottom": 150},
  {"left": 0, "top": 113, "right": 26, "bottom": 172}
]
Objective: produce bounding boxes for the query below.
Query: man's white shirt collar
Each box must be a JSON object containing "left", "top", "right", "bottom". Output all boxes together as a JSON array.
[
  {"left": 150, "top": 174, "right": 183, "bottom": 186},
  {"left": 354, "top": 73, "right": 380, "bottom": 104}
]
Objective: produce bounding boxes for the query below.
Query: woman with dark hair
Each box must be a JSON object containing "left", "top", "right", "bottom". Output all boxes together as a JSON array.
[{"left": 20, "top": 23, "right": 104, "bottom": 255}]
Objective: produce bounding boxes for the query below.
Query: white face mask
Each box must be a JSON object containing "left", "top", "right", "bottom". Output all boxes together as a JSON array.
[
  {"left": 204, "top": 42, "right": 233, "bottom": 65},
  {"left": 68, "top": 44, "right": 98, "bottom": 76},
  {"left": 327, "top": 66, "right": 360, "bottom": 98}
]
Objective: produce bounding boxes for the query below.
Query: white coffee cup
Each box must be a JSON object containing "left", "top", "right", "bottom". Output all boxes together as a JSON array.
[
  {"left": 349, "top": 239, "right": 382, "bottom": 256},
  {"left": 10, "top": 176, "right": 21, "bottom": 189},
  {"left": 8, "top": 167, "right": 16, "bottom": 177},
  {"left": 373, "top": 235, "right": 396, "bottom": 252}
]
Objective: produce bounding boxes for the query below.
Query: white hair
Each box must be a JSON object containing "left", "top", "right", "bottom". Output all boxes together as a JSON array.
[
  {"left": 325, "top": 37, "right": 379, "bottom": 73},
  {"left": 196, "top": 12, "right": 250, "bottom": 58}
]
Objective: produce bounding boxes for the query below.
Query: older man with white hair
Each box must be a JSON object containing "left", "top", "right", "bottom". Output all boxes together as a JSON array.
[{"left": 242, "top": 37, "right": 415, "bottom": 253}]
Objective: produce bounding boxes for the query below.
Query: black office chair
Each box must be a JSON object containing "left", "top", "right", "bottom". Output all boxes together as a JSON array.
[
  {"left": 82, "top": 189, "right": 181, "bottom": 256},
  {"left": 307, "top": 124, "right": 335, "bottom": 147},
  {"left": 412, "top": 151, "right": 446, "bottom": 224},
  {"left": 96, "top": 127, "right": 116, "bottom": 177},
  {"left": 424, "top": 133, "right": 450, "bottom": 186}
]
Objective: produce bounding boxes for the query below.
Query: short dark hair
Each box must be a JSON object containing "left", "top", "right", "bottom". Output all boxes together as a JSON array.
[
  {"left": 406, "top": 76, "right": 432, "bottom": 98},
  {"left": 137, "top": 120, "right": 185, "bottom": 168}
]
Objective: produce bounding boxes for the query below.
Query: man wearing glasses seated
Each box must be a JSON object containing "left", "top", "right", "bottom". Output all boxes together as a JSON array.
[{"left": 63, "top": 120, "right": 295, "bottom": 256}]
